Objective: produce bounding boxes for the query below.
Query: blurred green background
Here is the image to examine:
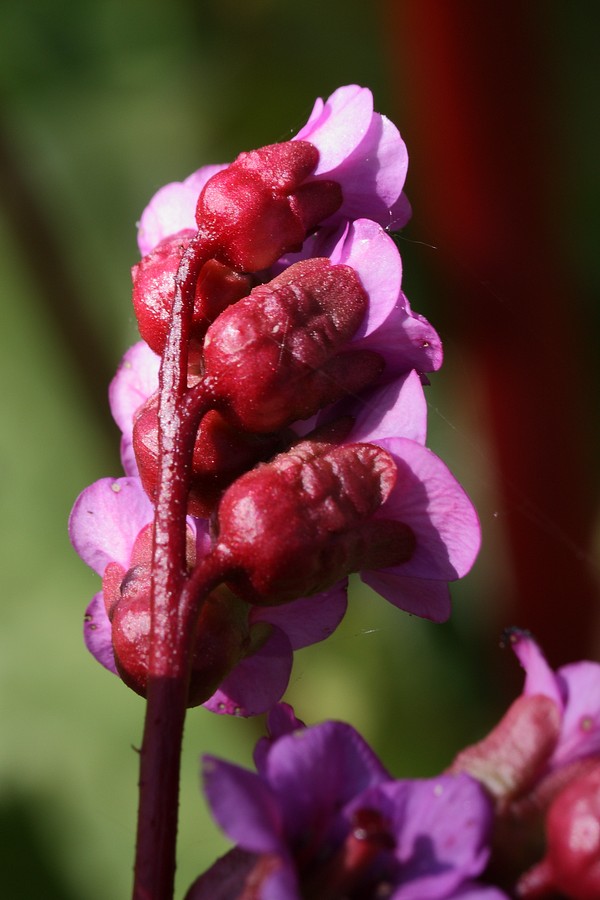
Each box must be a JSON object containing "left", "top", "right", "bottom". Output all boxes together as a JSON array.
[{"left": 1, "top": 1, "right": 599, "bottom": 897}]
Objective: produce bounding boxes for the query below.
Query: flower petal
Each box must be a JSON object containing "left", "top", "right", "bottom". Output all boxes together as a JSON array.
[
  {"left": 202, "top": 757, "right": 285, "bottom": 854},
  {"left": 553, "top": 661, "right": 600, "bottom": 768},
  {"left": 361, "top": 571, "right": 452, "bottom": 622},
  {"left": 354, "top": 292, "right": 443, "bottom": 377},
  {"left": 251, "top": 582, "right": 348, "bottom": 650},
  {"left": 295, "top": 85, "right": 408, "bottom": 229},
  {"left": 448, "top": 885, "right": 511, "bottom": 899},
  {"left": 137, "top": 164, "right": 227, "bottom": 255},
  {"left": 323, "top": 113, "right": 408, "bottom": 226},
  {"left": 69, "top": 477, "right": 153, "bottom": 574},
  {"left": 203, "top": 627, "right": 293, "bottom": 717},
  {"left": 328, "top": 219, "right": 402, "bottom": 336},
  {"left": 373, "top": 438, "right": 481, "bottom": 581},
  {"left": 509, "top": 630, "right": 564, "bottom": 709},
  {"left": 109, "top": 342, "right": 160, "bottom": 476},
  {"left": 347, "top": 371, "right": 428, "bottom": 446},
  {"left": 254, "top": 704, "right": 306, "bottom": 774},
  {"left": 264, "top": 720, "right": 390, "bottom": 843},
  {"left": 294, "top": 85, "right": 374, "bottom": 173},
  {"left": 83, "top": 593, "right": 117, "bottom": 674},
  {"left": 384, "top": 774, "right": 493, "bottom": 898},
  {"left": 183, "top": 848, "right": 264, "bottom": 900}
]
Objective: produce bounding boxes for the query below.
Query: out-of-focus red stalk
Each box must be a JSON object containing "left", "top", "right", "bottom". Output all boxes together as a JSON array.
[{"left": 384, "top": 3, "right": 599, "bottom": 662}]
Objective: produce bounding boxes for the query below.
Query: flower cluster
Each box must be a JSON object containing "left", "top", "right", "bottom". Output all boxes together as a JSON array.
[
  {"left": 70, "top": 84, "right": 480, "bottom": 716},
  {"left": 186, "top": 634, "right": 600, "bottom": 899},
  {"left": 186, "top": 703, "right": 507, "bottom": 900},
  {"left": 68, "top": 80, "right": 600, "bottom": 900},
  {"left": 449, "top": 629, "right": 600, "bottom": 898}
]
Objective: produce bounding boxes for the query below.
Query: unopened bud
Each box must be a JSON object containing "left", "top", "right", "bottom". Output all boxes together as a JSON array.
[
  {"left": 204, "top": 258, "right": 384, "bottom": 432},
  {"left": 132, "top": 231, "right": 252, "bottom": 361},
  {"left": 215, "top": 436, "right": 415, "bottom": 605},
  {"left": 518, "top": 765, "right": 600, "bottom": 900},
  {"left": 196, "top": 141, "right": 341, "bottom": 270},
  {"left": 133, "top": 395, "right": 292, "bottom": 517}
]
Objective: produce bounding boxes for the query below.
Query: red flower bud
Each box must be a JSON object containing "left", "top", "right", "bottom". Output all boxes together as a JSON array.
[
  {"left": 518, "top": 765, "right": 600, "bottom": 900},
  {"left": 131, "top": 230, "right": 252, "bottom": 361},
  {"left": 214, "top": 435, "right": 415, "bottom": 605},
  {"left": 196, "top": 141, "right": 341, "bottom": 270},
  {"left": 104, "top": 522, "right": 256, "bottom": 707},
  {"left": 133, "top": 395, "right": 292, "bottom": 517},
  {"left": 204, "top": 257, "right": 384, "bottom": 433}
]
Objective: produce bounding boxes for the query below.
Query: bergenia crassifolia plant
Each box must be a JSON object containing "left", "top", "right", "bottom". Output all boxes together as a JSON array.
[{"left": 69, "top": 85, "right": 599, "bottom": 899}]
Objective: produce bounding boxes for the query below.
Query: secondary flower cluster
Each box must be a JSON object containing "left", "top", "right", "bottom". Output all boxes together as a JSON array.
[
  {"left": 187, "top": 703, "right": 507, "bottom": 900},
  {"left": 70, "top": 85, "right": 480, "bottom": 715},
  {"left": 186, "top": 633, "right": 600, "bottom": 899},
  {"left": 449, "top": 628, "right": 600, "bottom": 898}
]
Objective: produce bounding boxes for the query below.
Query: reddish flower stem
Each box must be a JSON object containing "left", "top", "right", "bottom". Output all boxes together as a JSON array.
[
  {"left": 132, "top": 232, "right": 225, "bottom": 900},
  {"left": 133, "top": 552, "right": 228, "bottom": 900},
  {"left": 148, "top": 232, "right": 217, "bottom": 678}
]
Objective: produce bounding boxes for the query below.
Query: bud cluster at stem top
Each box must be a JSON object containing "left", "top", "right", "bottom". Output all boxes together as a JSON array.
[{"left": 70, "top": 84, "right": 481, "bottom": 715}]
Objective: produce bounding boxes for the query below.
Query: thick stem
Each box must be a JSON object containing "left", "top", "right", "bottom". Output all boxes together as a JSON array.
[
  {"left": 133, "top": 232, "right": 219, "bottom": 900},
  {"left": 133, "top": 553, "right": 229, "bottom": 900},
  {"left": 150, "top": 233, "right": 217, "bottom": 677}
]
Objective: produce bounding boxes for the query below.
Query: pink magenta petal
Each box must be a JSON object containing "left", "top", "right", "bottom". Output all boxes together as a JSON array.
[
  {"left": 69, "top": 477, "right": 153, "bottom": 574},
  {"left": 552, "top": 661, "right": 600, "bottom": 768},
  {"left": 354, "top": 292, "right": 443, "bottom": 377},
  {"left": 373, "top": 437, "right": 481, "bottom": 582},
  {"left": 389, "top": 191, "right": 412, "bottom": 231},
  {"left": 325, "top": 114, "right": 408, "bottom": 225},
  {"left": 202, "top": 757, "right": 285, "bottom": 854},
  {"left": 294, "top": 86, "right": 408, "bottom": 228},
  {"left": 294, "top": 85, "right": 374, "bottom": 173},
  {"left": 109, "top": 341, "right": 159, "bottom": 433},
  {"left": 203, "top": 628, "right": 293, "bottom": 717},
  {"left": 109, "top": 341, "right": 160, "bottom": 476},
  {"left": 361, "top": 570, "right": 452, "bottom": 622},
  {"left": 137, "top": 164, "right": 226, "bottom": 255},
  {"left": 328, "top": 219, "right": 402, "bottom": 336},
  {"left": 510, "top": 630, "right": 564, "bottom": 708},
  {"left": 251, "top": 582, "right": 347, "bottom": 650},
  {"left": 83, "top": 593, "right": 117, "bottom": 674},
  {"left": 348, "top": 371, "right": 428, "bottom": 446}
]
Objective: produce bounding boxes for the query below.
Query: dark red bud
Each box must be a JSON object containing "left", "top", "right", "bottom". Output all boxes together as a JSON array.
[
  {"left": 195, "top": 141, "right": 341, "bottom": 271},
  {"left": 215, "top": 439, "right": 415, "bottom": 605},
  {"left": 203, "top": 257, "right": 384, "bottom": 433},
  {"left": 520, "top": 765, "right": 600, "bottom": 900},
  {"left": 111, "top": 564, "right": 153, "bottom": 694},
  {"left": 133, "top": 394, "right": 292, "bottom": 517},
  {"left": 111, "top": 563, "right": 253, "bottom": 705},
  {"left": 102, "top": 524, "right": 154, "bottom": 618},
  {"left": 131, "top": 230, "right": 252, "bottom": 361},
  {"left": 448, "top": 693, "right": 562, "bottom": 807}
]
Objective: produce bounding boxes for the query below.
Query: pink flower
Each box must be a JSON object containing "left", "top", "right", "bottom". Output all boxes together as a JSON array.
[
  {"left": 448, "top": 631, "right": 600, "bottom": 893},
  {"left": 69, "top": 476, "right": 347, "bottom": 716},
  {"left": 213, "top": 367, "right": 480, "bottom": 622},
  {"left": 109, "top": 338, "right": 477, "bottom": 624},
  {"left": 450, "top": 630, "right": 600, "bottom": 809},
  {"left": 137, "top": 165, "right": 226, "bottom": 257},
  {"left": 136, "top": 85, "right": 410, "bottom": 258},
  {"left": 293, "top": 83, "right": 411, "bottom": 230},
  {"left": 510, "top": 629, "right": 600, "bottom": 774}
]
